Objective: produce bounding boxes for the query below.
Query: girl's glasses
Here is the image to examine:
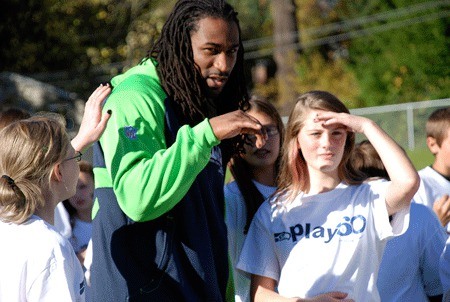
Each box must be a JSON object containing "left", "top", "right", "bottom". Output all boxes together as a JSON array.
[{"left": 64, "top": 151, "right": 82, "bottom": 162}]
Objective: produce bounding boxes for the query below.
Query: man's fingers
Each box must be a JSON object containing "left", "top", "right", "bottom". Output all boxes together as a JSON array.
[
  {"left": 253, "top": 133, "right": 266, "bottom": 148},
  {"left": 210, "top": 110, "right": 265, "bottom": 141}
]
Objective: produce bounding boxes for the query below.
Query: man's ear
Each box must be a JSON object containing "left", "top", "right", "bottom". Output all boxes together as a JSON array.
[
  {"left": 426, "top": 136, "right": 439, "bottom": 155},
  {"left": 51, "top": 163, "right": 63, "bottom": 182}
]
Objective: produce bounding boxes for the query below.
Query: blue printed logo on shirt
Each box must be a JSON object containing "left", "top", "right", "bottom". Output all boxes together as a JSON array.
[{"left": 274, "top": 215, "right": 367, "bottom": 243}]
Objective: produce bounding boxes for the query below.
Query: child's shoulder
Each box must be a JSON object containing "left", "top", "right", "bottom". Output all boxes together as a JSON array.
[
  {"left": 347, "top": 178, "right": 390, "bottom": 196},
  {"left": 224, "top": 180, "right": 240, "bottom": 195}
]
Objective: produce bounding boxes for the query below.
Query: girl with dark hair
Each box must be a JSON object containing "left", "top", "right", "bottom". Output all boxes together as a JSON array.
[
  {"left": 237, "top": 90, "right": 419, "bottom": 302},
  {"left": 225, "top": 96, "right": 284, "bottom": 302},
  {"left": 63, "top": 160, "right": 95, "bottom": 264}
]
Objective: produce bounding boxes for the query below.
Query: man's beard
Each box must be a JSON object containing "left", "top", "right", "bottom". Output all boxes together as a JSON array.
[
  {"left": 204, "top": 95, "right": 218, "bottom": 118},
  {"left": 202, "top": 82, "right": 220, "bottom": 117}
]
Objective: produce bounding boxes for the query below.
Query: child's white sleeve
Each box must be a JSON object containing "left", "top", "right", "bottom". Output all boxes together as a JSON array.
[
  {"left": 236, "top": 204, "right": 280, "bottom": 282},
  {"left": 371, "top": 180, "right": 410, "bottom": 240}
]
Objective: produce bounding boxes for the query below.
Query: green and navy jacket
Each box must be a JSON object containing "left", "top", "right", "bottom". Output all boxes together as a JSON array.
[{"left": 90, "top": 59, "right": 229, "bottom": 301}]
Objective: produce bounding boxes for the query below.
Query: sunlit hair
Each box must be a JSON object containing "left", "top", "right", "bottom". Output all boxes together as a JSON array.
[
  {"left": 228, "top": 96, "right": 284, "bottom": 233},
  {"left": 147, "top": 0, "right": 248, "bottom": 125},
  {"left": 351, "top": 140, "right": 389, "bottom": 181},
  {"left": 0, "top": 114, "right": 70, "bottom": 224},
  {"left": 276, "top": 90, "right": 364, "bottom": 203},
  {"left": 426, "top": 107, "right": 450, "bottom": 147}
]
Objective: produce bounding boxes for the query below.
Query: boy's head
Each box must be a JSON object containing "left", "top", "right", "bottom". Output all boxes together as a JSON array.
[
  {"left": 426, "top": 107, "right": 450, "bottom": 148},
  {"left": 426, "top": 107, "right": 450, "bottom": 175},
  {"left": 0, "top": 107, "right": 31, "bottom": 130}
]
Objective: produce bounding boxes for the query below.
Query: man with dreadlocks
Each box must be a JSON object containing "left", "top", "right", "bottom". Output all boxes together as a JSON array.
[{"left": 89, "top": 0, "right": 266, "bottom": 301}]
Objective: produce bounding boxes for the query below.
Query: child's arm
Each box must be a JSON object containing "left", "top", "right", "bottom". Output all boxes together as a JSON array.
[
  {"left": 70, "top": 84, "right": 112, "bottom": 153},
  {"left": 251, "top": 274, "right": 353, "bottom": 302},
  {"left": 316, "top": 112, "right": 420, "bottom": 215}
]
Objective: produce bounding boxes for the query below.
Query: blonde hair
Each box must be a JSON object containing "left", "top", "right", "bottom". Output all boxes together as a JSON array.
[
  {"left": 276, "top": 91, "right": 364, "bottom": 202},
  {"left": 0, "top": 114, "right": 70, "bottom": 224}
]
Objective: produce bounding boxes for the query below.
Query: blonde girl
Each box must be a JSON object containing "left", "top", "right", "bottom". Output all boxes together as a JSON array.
[
  {"left": 0, "top": 84, "right": 111, "bottom": 301},
  {"left": 237, "top": 90, "right": 419, "bottom": 302}
]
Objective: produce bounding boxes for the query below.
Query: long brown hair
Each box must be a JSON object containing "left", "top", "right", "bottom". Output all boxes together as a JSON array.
[
  {"left": 228, "top": 96, "right": 284, "bottom": 233},
  {"left": 276, "top": 91, "right": 364, "bottom": 203}
]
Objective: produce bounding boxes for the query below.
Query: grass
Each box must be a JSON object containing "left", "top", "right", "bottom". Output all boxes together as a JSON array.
[{"left": 407, "top": 148, "right": 434, "bottom": 171}]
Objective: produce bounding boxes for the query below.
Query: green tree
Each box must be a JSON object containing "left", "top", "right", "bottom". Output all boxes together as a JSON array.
[
  {"left": 288, "top": 0, "right": 361, "bottom": 112},
  {"left": 0, "top": 0, "right": 172, "bottom": 97},
  {"left": 334, "top": 0, "right": 450, "bottom": 107}
]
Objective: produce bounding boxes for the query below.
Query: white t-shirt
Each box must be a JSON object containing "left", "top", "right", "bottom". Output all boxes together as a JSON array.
[
  {"left": 414, "top": 166, "right": 450, "bottom": 231},
  {"left": 237, "top": 180, "right": 409, "bottom": 302},
  {"left": 225, "top": 180, "right": 277, "bottom": 302},
  {"left": 70, "top": 218, "right": 92, "bottom": 253},
  {"left": 0, "top": 215, "right": 86, "bottom": 302},
  {"left": 441, "top": 236, "right": 450, "bottom": 301},
  {"left": 377, "top": 203, "right": 446, "bottom": 301},
  {"left": 54, "top": 202, "right": 72, "bottom": 239}
]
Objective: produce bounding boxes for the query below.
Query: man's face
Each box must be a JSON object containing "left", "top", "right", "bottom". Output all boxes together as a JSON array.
[{"left": 190, "top": 17, "right": 240, "bottom": 98}]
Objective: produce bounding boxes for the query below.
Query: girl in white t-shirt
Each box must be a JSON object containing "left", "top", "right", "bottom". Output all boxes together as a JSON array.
[
  {"left": 225, "top": 97, "right": 284, "bottom": 302},
  {"left": 0, "top": 85, "right": 111, "bottom": 302},
  {"left": 64, "top": 160, "right": 95, "bottom": 265},
  {"left": 237, "top": 90, "right": 420, "bottom": 302}
]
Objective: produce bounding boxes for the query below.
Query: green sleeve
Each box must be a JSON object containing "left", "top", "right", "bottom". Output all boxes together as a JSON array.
[{"left": 97, "top": 74, "right": 220, "bottom": 222}]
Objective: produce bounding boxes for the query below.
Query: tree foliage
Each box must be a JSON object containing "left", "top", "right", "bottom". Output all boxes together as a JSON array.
[
  {"left": 0, "top": 0, "right": 448, "bottom": 106},
  {"left": 333, "top": 0, "right": 449, "bottom": 106},
  {"left": 282, "top": 0, "right": 361, "bottom": 111},
  {"left": 0, "top": 0, "right": 173, "bottom": 97}
]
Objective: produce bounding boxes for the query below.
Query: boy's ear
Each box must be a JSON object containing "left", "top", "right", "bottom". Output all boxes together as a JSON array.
[
  {"left": 51, "top": 163, "right": 63, "bottom": 182},
  {"left": 426, "top": 136, "right": 439, "bottom": 155}
]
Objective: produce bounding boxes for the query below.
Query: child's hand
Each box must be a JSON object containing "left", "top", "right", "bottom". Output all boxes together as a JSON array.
[
  {"left": 314, "top": 111, "right": 374, "bottom": 134},
  {"left": 433, "top": 194, "right": 450, "bottom": 227},
  {"left": 307, "top": 291, "right": 354, "bottom": 301},
  {"left": 71, "top": 84, "right": 112, "bottom": 152}
]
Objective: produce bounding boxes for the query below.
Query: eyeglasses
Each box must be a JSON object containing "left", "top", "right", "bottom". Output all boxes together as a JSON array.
[
  {"left": 245, "top": 125, "right": 279, "bottom": 145},
  {"left": 64, "top": 151, "right": 82, "bottom": 162}
]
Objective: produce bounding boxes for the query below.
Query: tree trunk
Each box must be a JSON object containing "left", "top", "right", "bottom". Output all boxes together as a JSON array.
[{"left": 271, "top": 0, "right": 300, "bottom": 115}]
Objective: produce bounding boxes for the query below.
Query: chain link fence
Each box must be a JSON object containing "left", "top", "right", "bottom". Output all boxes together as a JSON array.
[{"left": 350, "top": 98, "right": 449, "bottom": 151}]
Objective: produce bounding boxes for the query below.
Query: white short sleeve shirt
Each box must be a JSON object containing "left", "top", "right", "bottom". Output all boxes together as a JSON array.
[
  {"left": 237, "top": 180, "right": 409, "bottom": 302},
  {"left": 0, "top": 216, "right": 85, "bottom": 302}
]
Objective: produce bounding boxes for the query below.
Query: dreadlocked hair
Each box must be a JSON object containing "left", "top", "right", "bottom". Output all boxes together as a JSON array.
[{"left": 148, "top": 0, "right": 249, "bottom": 126}]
